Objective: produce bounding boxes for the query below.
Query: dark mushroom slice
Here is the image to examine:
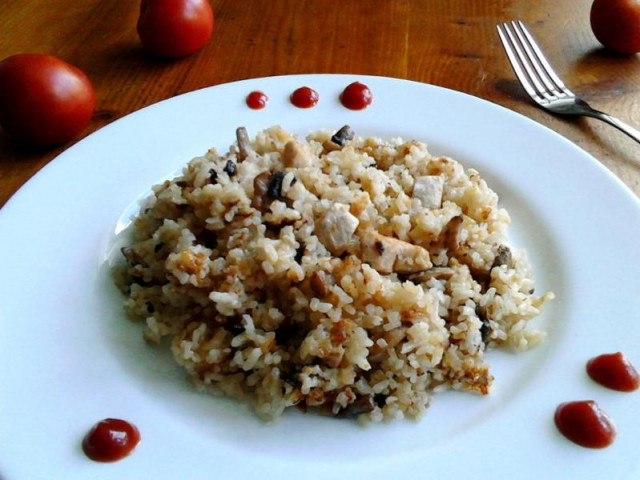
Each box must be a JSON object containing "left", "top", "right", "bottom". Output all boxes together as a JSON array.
[
  {"left": 251, "top": 171, "right": 272, "bottom": 209},
  {"left": 330, "top": 125, "right": 355, "bottom": 147},
  {"left": 281, "top": 370, "right": 302, "bottom": 387},
  {"left": 466, "top": 244, "right": 513, "bottom": 293},
  {"left": 121, "top": 246, "right": 146, "bottom": 266},
  {"left": 476, "top": 305, "right": 492, "bottom": 343},
  {"left": 223, "top": 159, "right": 237, "bottom": 176},
  {"left": 492, "top": 244, "right": 513, "bottom": 269},
  {"left": 251, "top": 170, "right": 293, "bottom": 209},
  {"left": 469, "top": 266, "right": 492, "bottom": 292},
  {"left": 310, "top": 271, "right": 330, "bottom": 297},
  {"left": 403, "top": 266, "right": 455, "bottom": 283},
  {"left": 267, "top": 171, "right": 287, "bottom": 199},
  {"left": 443, "top": 215, "right": 464, "bottom": 253},
  {"left": 334, "top": 394, "right": 375, "bottom": 418},
  {"left": 236, "top": 126, "right": 252, "bottom": 161}
]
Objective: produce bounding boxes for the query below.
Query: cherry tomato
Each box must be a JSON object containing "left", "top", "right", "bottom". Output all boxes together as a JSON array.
[
  {"left": 0, "top": 54, "right": 95, "bottom": 145},
  {"left": 137, "top": 0, "right": 214, "bottom": 58},
  {"left": 590, "top": 0, "right": 640, "bottom": 54}
]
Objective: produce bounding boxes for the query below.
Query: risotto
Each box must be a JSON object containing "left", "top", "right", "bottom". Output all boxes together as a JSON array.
[{"left": 114, "top": 125, "right": 553, "bottom": 422}]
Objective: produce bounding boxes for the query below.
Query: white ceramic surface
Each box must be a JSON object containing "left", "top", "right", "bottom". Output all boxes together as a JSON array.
[{"left": 1, "top": 74, "right": 639, "bottom": 480}]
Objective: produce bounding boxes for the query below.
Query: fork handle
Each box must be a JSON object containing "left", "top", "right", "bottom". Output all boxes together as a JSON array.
[{"left": 584, "top": 110, "right": 640, "bottom": 145}]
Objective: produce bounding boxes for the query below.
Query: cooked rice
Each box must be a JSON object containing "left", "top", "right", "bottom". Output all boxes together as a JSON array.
[{"left": 114, "top": 125, "right": 554, "bottom": 422}]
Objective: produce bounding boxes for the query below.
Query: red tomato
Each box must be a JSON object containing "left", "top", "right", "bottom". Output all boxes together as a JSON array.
[
  {"left": 590, "top": 0, "right": 640, "bottom": 54},
  {"left": 137, "top": 0, "right": 214, "bottom": 58},
  {"left": 0, "top": 54, "right": 95, "bottom": 145}
]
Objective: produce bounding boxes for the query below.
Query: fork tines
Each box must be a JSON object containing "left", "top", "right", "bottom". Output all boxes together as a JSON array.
[{"left": 497, "top": 21, "right": 573, "bottom": 104}]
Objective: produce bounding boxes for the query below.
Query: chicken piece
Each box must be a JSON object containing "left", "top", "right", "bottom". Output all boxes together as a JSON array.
[
  {"left": 283, "top": 140, "right": 313, "bottom": 168},
  {"left": 315, "top": 203, "right": 359, "bottom": 255},
  {"left": 361, "top": 232, "right": 432, "bottom": 274},
  {"left": 413, "top": 175, "right": 444, "bottom": 209}
]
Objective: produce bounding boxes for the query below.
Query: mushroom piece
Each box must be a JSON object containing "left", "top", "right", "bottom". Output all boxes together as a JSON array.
[
  {"left": 492, "top": 244, "right": 513, "bottom": 269},
  {"left": 121, "top": 246, "right": 141, "bottom": 265},
  {"left": 335, "top": 394, "right": 375, "bottom": 418},
  {"left": 223, "top": 159, "right": 237, "bottom": 176},
  {"left": 283, "top": 140, "right": 313, "bottom": 168},
  {"left": 361, "top": 232, "right": 432, "bottom": 274},
  {"left": 310, "top": 271, "right": 331, "bottom": 297},
  {"left": 236, "top": 126, "right": 252, "bottom": 161},
  {"left": 251, "top": 171, "right": 293, "bottom": 210},
  {"left": 251, "top": 171, "right": 272, "bottom": 209},
  {"left": 413, "top": 175, "right": 444, "bottom": 209},
  {"left": 324, "top": 125, "right": 355, "bottom": 152},
  {"left": 330, "top": 125, "right": 355, "bottom": 147},
  {"left": 403, "top": 266, "right": 455, "bottom": 283},
  {"left": 315, "top": 203, "right": 359, "bottom": 255},
  {"left": 443, "top": 215, "right": 464, "bottom": 253},
  {"left": 476, "top": 305, "right": 492, "bottom": 343}
]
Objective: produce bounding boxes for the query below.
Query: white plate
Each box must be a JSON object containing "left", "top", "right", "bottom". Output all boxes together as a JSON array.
[{"left": 1, "top": 74, "right": 639, "bottom": 480}]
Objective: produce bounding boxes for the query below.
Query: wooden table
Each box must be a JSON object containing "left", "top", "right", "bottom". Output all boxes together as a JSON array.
[{"left": 2, "top": 0, "right": 639, "bottom": 209}]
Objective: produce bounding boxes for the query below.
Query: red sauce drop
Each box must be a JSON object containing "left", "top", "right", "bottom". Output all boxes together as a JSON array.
[
  {"left": 587, "top": 352, "right": 640, "bottom": 392},
  {"left": 340, "top": 81, "right": 374, "bottom": 110},
  {"left": 554, "top": 401, "right": 616, "bottom": 448},
  {"left": 246, "top": 90, "right": 268, "bottom": 110},
  {"left": 82, "top": 418, "right": 141, "bottom": 462},
  {"left": 290, "top": 86, "right": 319, "bottom": 108}
]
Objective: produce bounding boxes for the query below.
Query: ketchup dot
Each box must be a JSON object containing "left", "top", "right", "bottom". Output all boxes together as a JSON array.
[
  {"left": 82, "top": 418, "right": 141, "bottom": 462},
  {"left": 587, "top": 352, "right": 640, "bottom": 392},
  {"left": 554, "top": 401, "right": 616, "bottom": 448},
  {"left": 290, "top": 87, "right": 319, "bottom": 108},
  {"left": 340, "top": 82, "right": 374, "bottom": 110},
  {"left": 246, "top": 91, "right": 268, "bottom": 110}
]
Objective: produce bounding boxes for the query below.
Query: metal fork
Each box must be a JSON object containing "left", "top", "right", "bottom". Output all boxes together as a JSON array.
[{"left": 497, "top": 20, "right": 640, "bottom": 144}]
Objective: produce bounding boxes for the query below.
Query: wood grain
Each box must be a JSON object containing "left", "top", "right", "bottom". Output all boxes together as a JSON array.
[{"left": 1, "top": 0, "right": 640, "bottom": 208}]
